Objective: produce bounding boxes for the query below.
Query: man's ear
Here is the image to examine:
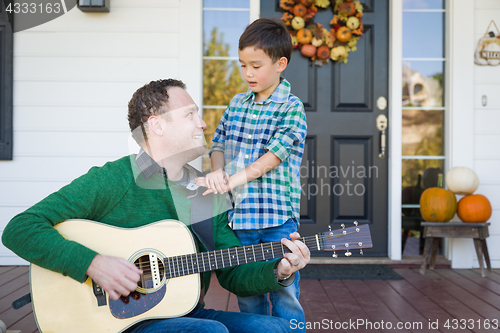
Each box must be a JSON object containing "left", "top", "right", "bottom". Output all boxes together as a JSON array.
[
  {"left": 277, "top": 56, "right": 288, "bottom": 73},
  {"left": 147, "top": 115, "right": 163, "bottom": 136}
]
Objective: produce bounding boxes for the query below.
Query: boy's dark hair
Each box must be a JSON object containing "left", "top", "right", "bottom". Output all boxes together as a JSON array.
[
  {"left": 239, "top": 18, "right": 292, "bottom": 64},
  {"left": 128, "top": 78, "right": 186, "bottom": 146}
]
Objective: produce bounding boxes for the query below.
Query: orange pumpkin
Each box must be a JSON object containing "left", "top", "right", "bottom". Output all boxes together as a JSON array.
[
  {"left": 419, "top": 175, "right": 457, "bottom": 222},
  {"left": 296, "top": 28, "right": 313, "bottom": 44},
  {"left": 336, "top": 26, "right": 352, "bottom": 43},
  {"left": 301, "top": 44, "right": 317, "bottom": 58},
  {"left": 316, "top": 45, "right": 330, "bottom": 59},
  {"left": 293, "top": 4, "right": 307, "bottom": 17},
  {"left": 457, "top": 194, "right": 492, "bottom": 223},
  {"left": 338, "top": 2, "right": 356, "bottom": 16}
]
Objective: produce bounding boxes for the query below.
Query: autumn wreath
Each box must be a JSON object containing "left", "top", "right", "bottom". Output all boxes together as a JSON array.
[{"left": 280, "top": 0, "right": 364, "bottom": 64}]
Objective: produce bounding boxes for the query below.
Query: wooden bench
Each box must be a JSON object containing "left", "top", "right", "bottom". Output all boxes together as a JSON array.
[{"left": 419, "top": 222, "right": 491, "bottom": 277}]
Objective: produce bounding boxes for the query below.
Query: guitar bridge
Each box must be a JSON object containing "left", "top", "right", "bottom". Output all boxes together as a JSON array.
[{"left": 92, "top": 280, "right": 107, "bottom": 307}]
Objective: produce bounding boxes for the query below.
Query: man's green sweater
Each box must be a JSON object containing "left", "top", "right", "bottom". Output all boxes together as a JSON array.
[{"left": 2, "top": 155, "right": 283, "bottom": 297}]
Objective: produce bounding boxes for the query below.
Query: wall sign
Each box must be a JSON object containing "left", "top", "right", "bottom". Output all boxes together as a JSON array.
[{"left": 474, "top": 20, "right": 500, "bottom": 66}]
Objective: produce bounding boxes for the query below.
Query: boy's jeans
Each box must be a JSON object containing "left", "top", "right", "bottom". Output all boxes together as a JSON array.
[{"left": 233, "top": 218, "right": 305, "bottom": 333}]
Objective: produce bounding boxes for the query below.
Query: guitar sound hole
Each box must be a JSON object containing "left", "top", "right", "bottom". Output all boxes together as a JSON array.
[{"left": 134, "top": 254, "right": 166, "bottom": 290}]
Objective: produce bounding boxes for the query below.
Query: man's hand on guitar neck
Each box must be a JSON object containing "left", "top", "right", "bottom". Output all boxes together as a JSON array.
[
  {"left": 86, "top": 254, "right": 143, "bottom": 301},
  {"left": 276, "top": 232, "right": 310, "bottom": 279}
]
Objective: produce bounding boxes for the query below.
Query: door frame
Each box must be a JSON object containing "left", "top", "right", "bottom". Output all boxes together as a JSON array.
[{"left": 388, "top": 0, "right": 402, "bottom": 260}]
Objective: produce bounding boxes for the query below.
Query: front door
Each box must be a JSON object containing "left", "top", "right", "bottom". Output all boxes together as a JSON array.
[{"left": 261, "top": 0, "right": 389, "bottom": 256}]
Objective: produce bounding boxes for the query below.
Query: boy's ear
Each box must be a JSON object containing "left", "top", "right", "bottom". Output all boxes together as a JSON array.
[{"left": 277, "top": 56, "right": 288, "bottom": 73}]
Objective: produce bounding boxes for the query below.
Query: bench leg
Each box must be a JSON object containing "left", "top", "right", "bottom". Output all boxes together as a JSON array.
[
  {"left": 430, "top": 238, "right": 440, "bottom": 269},
  {"left": 420, "top": 237, "right": 434, "bottom": 274},
  {"left": 482, "top": 239, "right": 491, "bottom": 272},
  {"left": 473, "top": 238, "right": 486, "bottom": 277}
]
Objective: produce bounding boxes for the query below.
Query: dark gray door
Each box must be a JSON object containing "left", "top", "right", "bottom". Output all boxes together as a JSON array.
[{"left": 262, "top": 0, "right": 389, "bottom": 256}]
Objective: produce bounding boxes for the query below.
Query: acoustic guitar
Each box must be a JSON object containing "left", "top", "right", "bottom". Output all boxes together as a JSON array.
[{"left": 30, "top": 219, "right": 372, "bottom": 333}]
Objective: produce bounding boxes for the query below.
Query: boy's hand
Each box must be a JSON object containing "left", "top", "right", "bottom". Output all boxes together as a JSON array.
[
  {"left": 276, "top": 232, "right": 310, "bottom": 279},
  {"left": 195, "top": 169, "right": 230, "bottom": 195}
]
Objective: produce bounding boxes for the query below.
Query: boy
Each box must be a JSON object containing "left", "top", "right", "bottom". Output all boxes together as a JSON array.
[{"left": 196, "top": 18, "right": 307, "bottom": 330}]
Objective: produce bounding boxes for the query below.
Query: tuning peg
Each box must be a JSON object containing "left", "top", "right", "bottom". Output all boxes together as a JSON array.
[
  {"left": 354, "top": 221, "right": 358, "bottom": 226},
  {"left": 360, "top": 249, "right": 363, "bottom": 255},
  {"left": 341, "top": 223, "right": 345, "bottom": 229},
  {"left": 328, "top": 225, "right": 332, "bottom": 231},
  {"left": 332, "top": 251, "right": 338, "bottom": 258},
  {"left": 345, "top": 251, "right": 352, "bottom": 257}
]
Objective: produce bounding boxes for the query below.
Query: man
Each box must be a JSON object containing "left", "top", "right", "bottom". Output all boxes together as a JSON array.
[{"left": 2, "top": 79, "right": 310, "bottom": 333}]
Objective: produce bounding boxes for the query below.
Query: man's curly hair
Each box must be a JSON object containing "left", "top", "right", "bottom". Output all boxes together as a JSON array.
[{"left": 128, "top": 79, "right": 186, "bottom": 146}]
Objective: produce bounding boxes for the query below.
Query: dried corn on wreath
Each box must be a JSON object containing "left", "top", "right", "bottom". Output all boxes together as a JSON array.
[{"left": 280, "top": 0, "right": 364, "bottom": 64}]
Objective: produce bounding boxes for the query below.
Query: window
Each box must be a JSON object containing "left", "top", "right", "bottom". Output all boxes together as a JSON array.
[
  {"left": 202, "top": 0, "right": 252, "bottom": 171},
  {"left": 401, "top": 0, "right": 446, "bottom": 254},
  {"left": 0, "top": 5, "right": 13, "bottom": 160}
]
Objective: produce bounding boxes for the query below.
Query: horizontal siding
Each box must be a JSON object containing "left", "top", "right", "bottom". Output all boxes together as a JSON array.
[
  {"left": 474, "top": 58, "right": 500, "bottom": 84},
  {"left": 474, "top": 85, "right": 500, "bottom": 109},
  {"left": 0, "top": 182, "right": 70, "bottom": 207},
  {"left": 14, "top": 81, "right": 144, "bottom": 107},
  {"left": 0, "top": 0, "right": 183, "bottom": 265},
  {"left": 475, "top": 0, "right": 500, "bottom": 10},
  {"left": 27, "top": 7, "right": 179, "bottom": 33},
  {"left": 14, "top": 57, "right": 179, "bottom": 82},
  {"left": 474, "top": 109, "right": 500, "bottom": 134},
  {"left": 13, "top": 131, "right": 130, "bottom": 157},
  {"left": 474, "top": 134, "right": 500, "bottom": 158},
  {"left": 14, "top": 106, "right": 129, "bottom": 131},
  {"left": 0, "top": 156, "right": 118, "bottom": 182},
  {"left": 14, "top": 32, "right": 178, "bottom": 58}
]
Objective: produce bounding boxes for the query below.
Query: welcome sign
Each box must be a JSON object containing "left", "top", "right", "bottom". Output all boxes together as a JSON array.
[{"left": 475, "top": 20, "right": 500, "bottom": 66}]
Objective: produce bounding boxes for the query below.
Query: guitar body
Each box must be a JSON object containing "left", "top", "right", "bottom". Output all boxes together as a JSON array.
[{"left": 30, "top": 220, "right": 201, "bottom": 333}]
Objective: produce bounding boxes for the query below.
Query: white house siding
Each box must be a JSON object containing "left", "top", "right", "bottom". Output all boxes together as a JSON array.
[
  {"left": 473, "top": 0, "right": 500, "bottom": 267},
  {"left": 0, "top": 0, "right": 202, "bottom": 265}
]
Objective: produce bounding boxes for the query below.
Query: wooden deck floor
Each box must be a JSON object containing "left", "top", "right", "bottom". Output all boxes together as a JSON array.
[{"left": 1, "top": 266, "right": 500, "bottom": 332}]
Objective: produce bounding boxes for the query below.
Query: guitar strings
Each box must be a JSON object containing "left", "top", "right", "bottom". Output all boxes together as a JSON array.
[{"left": 135, "top": 231, "right": 366, "bottom": 278}]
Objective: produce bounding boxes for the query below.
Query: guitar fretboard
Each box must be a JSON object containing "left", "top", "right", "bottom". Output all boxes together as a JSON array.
[{"left": 163, "top": 236, "right": 323, "bottom": 279}]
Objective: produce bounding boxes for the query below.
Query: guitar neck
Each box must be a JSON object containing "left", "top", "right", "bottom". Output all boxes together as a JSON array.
[{"left": 163, "top": 236, "right": 318, "bottom": 279}]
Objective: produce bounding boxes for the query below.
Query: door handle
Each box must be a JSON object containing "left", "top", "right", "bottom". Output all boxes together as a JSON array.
[{"left": 376, "top": 114, "right": 388, "bottom": 159}]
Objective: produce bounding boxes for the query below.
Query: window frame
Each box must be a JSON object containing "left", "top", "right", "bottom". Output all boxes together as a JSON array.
[{"left": 401, "top": 3, "right": 447, "bottom": 211}]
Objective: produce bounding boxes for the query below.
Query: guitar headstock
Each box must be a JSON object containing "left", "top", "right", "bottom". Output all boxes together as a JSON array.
[{"left": 317, "top": 222, "right": 373, "bottom": 258}]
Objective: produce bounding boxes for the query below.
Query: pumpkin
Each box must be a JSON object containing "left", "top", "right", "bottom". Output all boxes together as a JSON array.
[
  {"left": 445, "top": 167, "right": 480, "bottom": 195},
  {"left": 291, "top": 16, "right": 305, "bottom": 30},
  {"left": 457, "top": 194, "right": 492, "bottom": 223},
  {"left": 297, "top": 28, "right": 313, "bottom": 44},
  {"left": 316, "top": 45, "right": 330, "bottom": 60},
  {"left": 336, "top": 26, "right": 352, "bottom": 43},
  {"left": 346, "top": 17, "right": 360, "bottom": 30},
  {"left": 419, "top": 174, "right": 457, "bottom": 222},
  {"left": 338, "top": 2, "right": 356, "bottom": 16},
  {"left": 330, "top": 45, "right": 346, "bottom": 61},
  {"left": 301, "top": 44, "right": 317, "bottom": 58},
  {"left": 293, "top": 4, "right": 307, "bottom": 17}
]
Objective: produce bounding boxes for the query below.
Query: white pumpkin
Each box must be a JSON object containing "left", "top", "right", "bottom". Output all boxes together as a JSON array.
[{"left": 445, "top": 167, "right": 480, "bottom": 195}]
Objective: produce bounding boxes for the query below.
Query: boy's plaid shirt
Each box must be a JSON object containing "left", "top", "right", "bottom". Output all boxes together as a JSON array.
[{"left": 209, "top": 78, "right": 307, "bottom": 230}]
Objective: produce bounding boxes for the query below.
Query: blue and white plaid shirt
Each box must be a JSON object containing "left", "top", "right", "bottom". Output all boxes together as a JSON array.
[{"left": 209, "top": 78, "right": 307, "bottom": 230}]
